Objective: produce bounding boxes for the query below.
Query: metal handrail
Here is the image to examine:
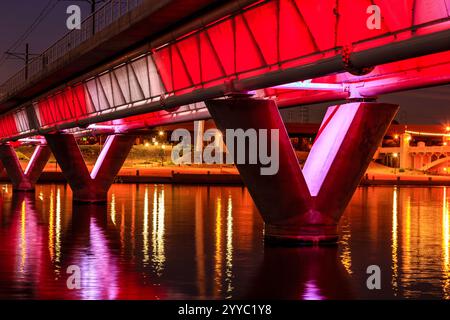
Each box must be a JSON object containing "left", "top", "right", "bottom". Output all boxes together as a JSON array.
[{"left": 0, "top": 0, "right": 143, "bottom": 101}]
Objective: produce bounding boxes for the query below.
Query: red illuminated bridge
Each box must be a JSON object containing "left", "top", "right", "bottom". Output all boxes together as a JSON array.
[{"left": 0, "top": 0, "right": 449, "bottom": 244}]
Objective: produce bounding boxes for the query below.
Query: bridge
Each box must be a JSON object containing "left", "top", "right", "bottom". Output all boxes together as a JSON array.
[
  {"left": 0, "top": 0, "right": 449, "bottom": 244},
  {"left": 377, "top": 129, "right": 450, "bottom": 173}
]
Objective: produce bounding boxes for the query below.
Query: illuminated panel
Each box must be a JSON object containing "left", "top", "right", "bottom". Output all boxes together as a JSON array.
[
  {"left": 0, "top": 113, "right": 19, "bottom": 138},
  {"left": 13, "top": 109, "right": 31, "bottom": 134},
  {"left": 274, "top": 50, "right": 450, "bottom": 106},
  {"left": 102, "top": 50, "right": 450, "bottom": 130},
  {"left": 33, "top": 84, "right": 92, "bottom": 127}
]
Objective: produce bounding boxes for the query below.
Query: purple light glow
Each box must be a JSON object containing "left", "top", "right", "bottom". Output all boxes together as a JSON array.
[
  {"left": 90, "top": 136, "right": 114, "bottom": 180},
  {"left": 302, "top": 103, "right": 359, "bottom": 196}
]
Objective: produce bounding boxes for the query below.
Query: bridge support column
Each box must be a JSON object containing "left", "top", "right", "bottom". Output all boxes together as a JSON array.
[
  {"left": 400, "top": 133, "right": 412, "bottom": 169},
  {"left": 0, "top": 144, "right": 51, "bottom": 191},
  {"left": 206, "top": 98, "right": 398, "bottom": 245},
  {"left": 45, "top": 134, "right": 134, "bottom": 203}
]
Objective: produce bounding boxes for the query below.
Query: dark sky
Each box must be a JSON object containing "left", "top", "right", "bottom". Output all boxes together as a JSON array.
[
  {"left": 303, "top": 85, "right": 450, "bottom": 125},
  {"left": 0, "top": 0, "right": 91, "bottom": 81},
  {"left": 0, "top": 0, "right": 449, "bottom": 124}
]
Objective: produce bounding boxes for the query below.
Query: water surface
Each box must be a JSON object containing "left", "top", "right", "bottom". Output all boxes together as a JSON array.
[{"left": 0, "top": 184, "right": 449, "bottom": 299}]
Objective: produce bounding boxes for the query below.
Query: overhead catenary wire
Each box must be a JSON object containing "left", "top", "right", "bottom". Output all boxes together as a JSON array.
[{"left": 0, "top": 0, "right": 59, "bottom": 68}]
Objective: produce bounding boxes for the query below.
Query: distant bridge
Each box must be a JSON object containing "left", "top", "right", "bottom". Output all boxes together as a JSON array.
[{"left": 378, "top": 133, "right": 450, "bottom": 173}]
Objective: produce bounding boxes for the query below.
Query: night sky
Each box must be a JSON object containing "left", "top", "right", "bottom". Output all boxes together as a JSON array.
[
  {"left": 0, "top": 1, "right": 91, "bottom": 82},
  {"left": 304, "top": 85, "right": 450, "bottom": 125},
  {"left": 0, "top": 0, "right": 449, "bottom": 124}
]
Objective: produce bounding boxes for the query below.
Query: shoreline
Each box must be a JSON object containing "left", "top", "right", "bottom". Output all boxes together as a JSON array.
[{"left": 2, "top": 170, "right": 450, "bottom": 187}]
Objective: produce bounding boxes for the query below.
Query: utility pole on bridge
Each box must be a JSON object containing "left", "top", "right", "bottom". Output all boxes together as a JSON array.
[{"left": 5, "top": 43, "right": 40, "bottom": 80}]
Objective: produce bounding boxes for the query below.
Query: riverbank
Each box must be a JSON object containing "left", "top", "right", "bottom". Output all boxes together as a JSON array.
[
  {"left": 2, "top": 161, "right": 450, "bottom": 186},
  {"left": 360, "top": 175, "right": 450, "bottom": 186},
  {"left": 0, "top": 165, "right": 243, "bottom": 185}
]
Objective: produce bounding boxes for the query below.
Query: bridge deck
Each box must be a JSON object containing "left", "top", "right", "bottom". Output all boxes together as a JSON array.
[{"left": 0, "top": 0, "right": 449, "bottom": 143}]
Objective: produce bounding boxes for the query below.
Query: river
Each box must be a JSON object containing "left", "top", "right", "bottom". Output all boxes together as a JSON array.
[{"left": 0, "top": 184, "right": 449, "bottom": 299}]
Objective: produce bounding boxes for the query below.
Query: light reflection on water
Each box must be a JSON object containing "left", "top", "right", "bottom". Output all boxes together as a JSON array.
[{"left": 0, "top": 184, "right": 450, "bottom": 299}]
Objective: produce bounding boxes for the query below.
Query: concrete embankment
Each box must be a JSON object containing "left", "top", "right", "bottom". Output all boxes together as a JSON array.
[
  {"left": 360, "top": 176, "right": 450, "bottom": 186},
  {"left": 0, "top": 170, "right": 243, "bottom": 185},
  {"left": 117, "top": 172, "right": 243, "bottom": 185},
  {"left": 1, "top": 170, "right": 450, "bottom": 187}
]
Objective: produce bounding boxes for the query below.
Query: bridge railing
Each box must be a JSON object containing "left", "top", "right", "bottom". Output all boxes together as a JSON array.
[{"left": 0, "top": 0, "right": 143, "bottom": 102}]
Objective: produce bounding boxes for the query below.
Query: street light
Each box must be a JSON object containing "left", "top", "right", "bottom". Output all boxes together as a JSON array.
[{"left": 392, "top": 153, "right": 398, "bottom": 174}]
